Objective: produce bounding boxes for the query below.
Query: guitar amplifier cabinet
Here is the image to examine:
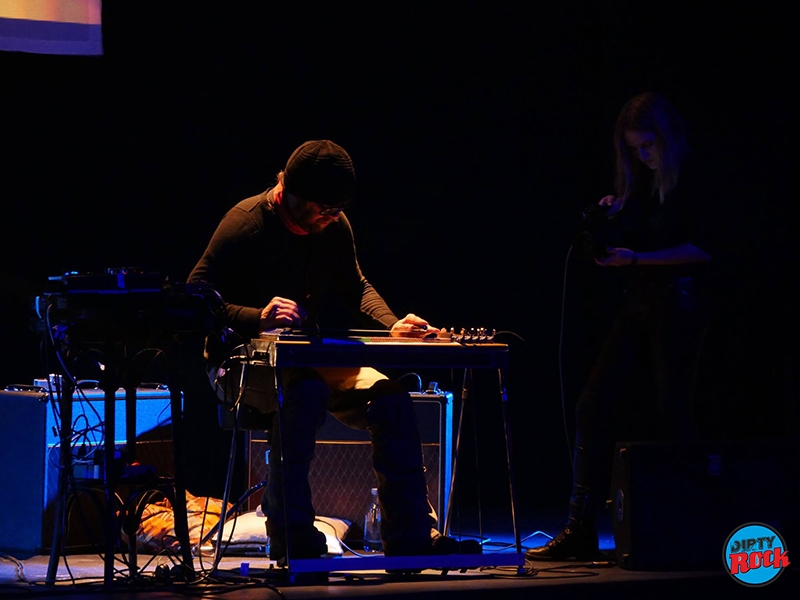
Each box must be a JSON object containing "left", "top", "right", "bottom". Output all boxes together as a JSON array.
[
  {"left": 247, "top": 391, "right": 454, "bottom": 532},
  {"left": 0, "top": 383, "right": 176, "bottom": 555},
  {"left": 611, "top": 439, "right": 800, "bottom": 570}
]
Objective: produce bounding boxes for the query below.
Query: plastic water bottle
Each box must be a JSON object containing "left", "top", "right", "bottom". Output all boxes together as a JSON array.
[{"left": 363, "top": 487, "right": 382, "bottom": 552}]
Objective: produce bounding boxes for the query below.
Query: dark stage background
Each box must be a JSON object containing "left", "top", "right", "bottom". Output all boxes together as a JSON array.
[{"left": 1, "top": 4, "right": 796, "bottom": 514}]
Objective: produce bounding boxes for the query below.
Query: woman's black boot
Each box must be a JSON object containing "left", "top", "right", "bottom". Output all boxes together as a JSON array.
[
  {"left": 525, "top": 488, "right": 601, "bottom": 561},
  {"left": 525, "top": 517, "right": 600, "bottom": 561}
]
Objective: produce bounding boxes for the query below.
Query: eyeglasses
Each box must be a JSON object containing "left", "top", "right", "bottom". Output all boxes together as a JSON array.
[
  {"left": 317, "top": 204, "right": 349, "bottom": 217},
  {"left": 291, "top": 192, "right": 350, "bottom": 217}
]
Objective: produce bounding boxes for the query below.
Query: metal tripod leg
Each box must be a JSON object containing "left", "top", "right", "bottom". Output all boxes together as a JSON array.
[
  {"left": 273, "top": 367, "right": 293, "bottom": 571},
  {"left": 498, "top": 367, "right": 523, "bottom": 569},
  {"left": 101, "top": 376, "right": 118, "bottom": 586},
  {"left": 210, "top": 360, "right": 250, "bottom": 566},
  {"left": 166, "top": 349, "right": 196, "bottom": 580},
  {"left": 441, "top": 365, "right": 522, "bottom": 570},
  {"left": 46, "top": 376, "right": 74, "bottom": 584},
  {"left": 443, "top": 368, "right": 470, "bottom": 537}
]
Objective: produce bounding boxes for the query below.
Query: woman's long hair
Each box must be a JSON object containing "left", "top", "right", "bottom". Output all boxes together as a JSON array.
[{"left": 613, "top": 92, "right": 687, "bottom": 203}]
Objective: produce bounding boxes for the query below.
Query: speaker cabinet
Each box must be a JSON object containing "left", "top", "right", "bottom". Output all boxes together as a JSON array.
[
  {"left": 247, "top": 391, "right": 453, "bottom": 531},
  {"left": 611, "top": 439, "right": 800, "bottom": 570},
  {"left": 0, "top": 385, "right": 176, "bottom": 555}
]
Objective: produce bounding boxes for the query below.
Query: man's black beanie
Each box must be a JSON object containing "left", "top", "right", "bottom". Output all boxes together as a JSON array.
[{"left": 283, "top": 140, "right": 355, "bottom": 207}]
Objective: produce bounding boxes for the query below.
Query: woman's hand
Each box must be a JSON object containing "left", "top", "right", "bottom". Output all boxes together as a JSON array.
[
  {"left": 599, "top": 195, "right": 625, "bottom": 216},
  {"left": 390, "top": 313, "right": 440, "bottom": 338},
  {"left": 596, "top": 243, "right": 712, "bottom": 267},
  {"left": 595, "top": 247, "right": 636, "bottom": 267}
]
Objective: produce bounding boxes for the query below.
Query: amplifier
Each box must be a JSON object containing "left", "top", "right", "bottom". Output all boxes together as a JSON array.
[
  {"left": 31, "top": 378, "right": 176, "bottom": 446},
  {"left": 247, "top": 391, "right": 454, "bottom": 533},
  {"left": 0, "top": 382, "right": 177, "bottom": 555},
  {"left": 611, "top": 439, "right": 800, "bottom": 570}
]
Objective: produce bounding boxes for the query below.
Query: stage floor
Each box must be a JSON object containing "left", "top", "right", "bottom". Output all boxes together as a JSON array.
[{"left": 2, "top": 510, "right": 793, "bottom": 599}]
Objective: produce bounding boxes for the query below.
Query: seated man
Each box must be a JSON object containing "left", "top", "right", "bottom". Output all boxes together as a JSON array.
[{"left": 188, "top": 139, "right": 479, "bottom": 563}]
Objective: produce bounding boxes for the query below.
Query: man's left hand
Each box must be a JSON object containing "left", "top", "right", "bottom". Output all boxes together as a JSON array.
[{"left": 391, "top": 314, "right": 440, "bottom": 338}]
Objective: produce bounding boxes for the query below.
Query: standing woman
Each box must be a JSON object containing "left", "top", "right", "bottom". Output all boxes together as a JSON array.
[{"left": 527, "top": 92, "right": 714, "bottom": 561}]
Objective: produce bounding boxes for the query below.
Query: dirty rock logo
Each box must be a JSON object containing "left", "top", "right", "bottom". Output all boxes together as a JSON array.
[{"left": 723, "top": 522, "right": 789, "bottom": 587}]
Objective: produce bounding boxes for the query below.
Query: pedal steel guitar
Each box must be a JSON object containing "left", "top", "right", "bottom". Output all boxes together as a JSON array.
[
  {"left": 242, "top": 328, "right": 524, "bottom": 578},
  {"left": 248, "top": 328, "right": 509, "bottom": 370}
]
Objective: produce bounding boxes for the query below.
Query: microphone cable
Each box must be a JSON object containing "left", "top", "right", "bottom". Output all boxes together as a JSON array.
[{"left": 559, "top": 244, "right": 575, "bottom": 473}]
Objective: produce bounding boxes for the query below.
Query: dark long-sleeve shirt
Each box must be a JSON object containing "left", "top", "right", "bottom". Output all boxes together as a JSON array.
[
  {"left": 607, "top": 159, "right": 715, "bottom": 288},
  {"left": 188, "top": 187, "right": 398, "bottom": 340}
]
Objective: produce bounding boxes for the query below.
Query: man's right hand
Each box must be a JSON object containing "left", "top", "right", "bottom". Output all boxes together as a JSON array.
[{"left": 260, "top": 296, "right": 307, "bottom": 330}]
